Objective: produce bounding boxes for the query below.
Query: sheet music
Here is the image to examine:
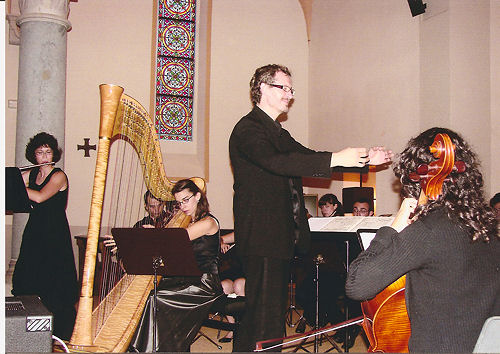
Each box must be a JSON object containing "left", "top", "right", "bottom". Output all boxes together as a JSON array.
[
  {"left": 358, "top": 231, "right": 377, "bottom": 250},
  {"left": 308, "top": 217, "right": 335, "bottom": 231},
  {"left": 309, "top": 216, "right": 394, "bottom": 232}
]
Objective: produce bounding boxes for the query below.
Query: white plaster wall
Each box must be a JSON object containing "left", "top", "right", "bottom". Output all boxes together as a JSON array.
[
  {"left": 307, "top": 0, "right": 420, "bottom": 214},
  {"left": 65, "top": 0, "right": 155, "bottom": 236},
  {"left": 489, "top": 1, "right": 500, "bottom": 198}
]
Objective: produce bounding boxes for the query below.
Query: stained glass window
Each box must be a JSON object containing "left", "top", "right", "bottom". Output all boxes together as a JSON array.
[{"left": 155, "top": 0, "right": 196, "bottom": 141}]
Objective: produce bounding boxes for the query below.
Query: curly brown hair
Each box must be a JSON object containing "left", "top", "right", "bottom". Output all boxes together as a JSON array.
[
  {"left": 250, "top": 64, "right": 291, "bottom": 106},
  {"left": 25, "top": 132, "right": 62, "bottom": 164},
  {"left": 393, "top": 127, "right": 498, "bottom": 242}
]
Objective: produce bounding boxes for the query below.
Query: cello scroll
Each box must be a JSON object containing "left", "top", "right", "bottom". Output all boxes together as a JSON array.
[{"left": 409, "top": 133, "right": 466, "bottom": 201}]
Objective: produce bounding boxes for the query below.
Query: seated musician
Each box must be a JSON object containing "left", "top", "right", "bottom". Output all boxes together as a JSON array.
[
  {"left": 295, "top": 194, "right": 348, "bottom": 344},
  {"left": 129, "top": 179, "right": 224, "bottom": 352},
  {"left": 352, "top": 197, "right": 374, "bottom": 216},
  {"left": 490, "top": 192, "right": 500, "bottom": 222},
  {"left": 133, "top": 190, "right": 178, "bottom": 228},
  {"left": 318, "top": 193, "right": 345, "bottom": 217},
  {"left": 103, "top": 190, "right": 177, "bottom": 251},
  {"left": 346, "top": 127, "right": 500, "bottom": 352},
  {"left": 219, "top": 231, "right": 246, "bottom": 343}
]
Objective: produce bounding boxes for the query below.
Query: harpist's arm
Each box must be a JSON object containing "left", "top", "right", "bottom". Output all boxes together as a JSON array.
[{"left": 186, "top": 215, "right": 219, "bottom": 240}]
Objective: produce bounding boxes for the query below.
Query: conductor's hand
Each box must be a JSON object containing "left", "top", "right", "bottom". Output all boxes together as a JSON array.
[
  {"left": 368, "top": 146, "right": 393, "bottom": 166},
  {"left": 331, "top": 147, "right": 369, "bottom": 168},
  {"left": 391, "top": 198, "right": 418, "bottom": 232},
  {"left": 103, "top": 234, "right": 118, "bottom": 254}
]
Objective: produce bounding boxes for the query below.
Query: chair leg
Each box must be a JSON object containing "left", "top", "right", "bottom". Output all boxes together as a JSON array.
[
  {"left": 193, "top": 330, "right": 222, "bottom": 350},
  {"left": 209, "top": 312, "right": 226, "bottom": 339}
]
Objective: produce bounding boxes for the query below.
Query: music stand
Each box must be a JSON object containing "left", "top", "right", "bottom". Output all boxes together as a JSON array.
[
  {"left": 112, "top": 227, "right": 201, "bottom": 352},
  {"left": 5, "top": 167, "right": 31, "bottom": 213},
  {"left": 355, "top": 229, "right": 378, "bottom": 251},
  {"left": 309, "top": 231, "right": 362, "bottom": 352}
]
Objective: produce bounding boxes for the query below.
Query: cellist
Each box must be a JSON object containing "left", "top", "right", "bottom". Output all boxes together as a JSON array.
[{"left": 345, "top": 127, "right": 500, "bottom": 352}]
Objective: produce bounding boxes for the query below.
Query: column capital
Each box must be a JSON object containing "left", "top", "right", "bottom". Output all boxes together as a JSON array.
[{"left": 17, "top": 0, "right": 72, "bottom": 31}]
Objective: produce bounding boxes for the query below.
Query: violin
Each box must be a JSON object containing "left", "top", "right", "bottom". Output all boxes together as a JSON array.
[{"left": 360, "top": 133, "right": 465, "bottom": 353}]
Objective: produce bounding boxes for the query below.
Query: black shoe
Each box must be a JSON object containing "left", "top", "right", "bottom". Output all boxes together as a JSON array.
[
  {"left": 332, "top": 329, "right": 345, "bottom": 343},
  {"left": 295, "top": 318, "right": 306, "bottom": 333},
  {"left": 341, "top": 336, "right": 356, "bottom": 350},
  {"left": 341, "top": 327, "right": 360, "bottom": 350}
]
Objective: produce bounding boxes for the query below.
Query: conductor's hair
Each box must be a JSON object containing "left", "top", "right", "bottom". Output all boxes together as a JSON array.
[
  {"left": 25, "top": 132, "right": 62, "bottom": 164},
  {"left": 250, "top": 64, "right": 291, "bottom": 106}
]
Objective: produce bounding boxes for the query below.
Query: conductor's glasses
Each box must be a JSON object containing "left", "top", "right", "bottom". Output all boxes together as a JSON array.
[{"left": 268, "top": 83, "right": 296, "bottom": 96}]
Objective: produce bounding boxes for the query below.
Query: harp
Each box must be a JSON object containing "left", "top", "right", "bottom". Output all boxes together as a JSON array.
[{"left": 69, "top": 84, "right": 204, "bottom": 352}]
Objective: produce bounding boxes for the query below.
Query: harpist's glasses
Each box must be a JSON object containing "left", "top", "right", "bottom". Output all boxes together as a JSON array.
[{"left": 175, "top": 194, "right": 194, "bottom": 207}]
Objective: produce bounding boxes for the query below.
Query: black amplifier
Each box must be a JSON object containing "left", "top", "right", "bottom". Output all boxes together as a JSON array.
[{"left": 5, "top": 295, "right": 53, "bottom": 352}]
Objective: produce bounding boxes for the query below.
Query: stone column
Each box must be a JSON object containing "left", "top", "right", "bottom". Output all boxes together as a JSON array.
[{"left": 8, "top": 0, "right": 72, "bottom": 284}]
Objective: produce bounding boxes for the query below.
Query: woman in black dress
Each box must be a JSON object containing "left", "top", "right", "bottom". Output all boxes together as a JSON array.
[
  {"left": 219, "top": 231, "right": 246, "bottom": 343},
  {"left": 130, "top": 179, "right": 224, "bottom": 352},
  {"left": 12, "top": 132, "right": 79, "bottom": 340}
]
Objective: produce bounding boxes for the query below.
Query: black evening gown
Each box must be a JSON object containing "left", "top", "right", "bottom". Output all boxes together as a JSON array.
[
  {"left": 12, "top": 167, "right": 79, "bottom": 340},
  {"left": 129, "top": 217, "right": 224, "bottom": 352}
]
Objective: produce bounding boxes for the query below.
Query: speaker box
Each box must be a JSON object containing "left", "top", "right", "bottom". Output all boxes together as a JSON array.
[
  {"left": 407, "top": 0, "right": 426, "bottom": 17},
  {"left": 5, "top": 295, "right": 53, "bottom": 353}
]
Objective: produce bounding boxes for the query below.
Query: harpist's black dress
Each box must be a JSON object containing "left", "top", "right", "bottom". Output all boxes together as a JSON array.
[{"left": 129, "top": 217, "right": 223, "bottom": 352}]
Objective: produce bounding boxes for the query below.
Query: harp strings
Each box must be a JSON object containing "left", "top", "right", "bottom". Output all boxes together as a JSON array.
[{"left": 93, "top": 111, "right": 155, "bottom": 335}]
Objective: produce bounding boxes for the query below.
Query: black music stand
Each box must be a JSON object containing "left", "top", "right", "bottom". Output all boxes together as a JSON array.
[
  {"left": 309, "top": 231, "right": 362, "bottom": 352},
  {"left": 5, "top": 167, "right": 31, "bottom": 213},
  {"left": 112, "top": 227, "right": 201, "bottom": 352}
]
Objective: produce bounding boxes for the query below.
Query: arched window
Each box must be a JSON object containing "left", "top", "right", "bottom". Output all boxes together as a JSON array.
[{"left": 155, "top": 0, "right": 196, "bottom": 141}]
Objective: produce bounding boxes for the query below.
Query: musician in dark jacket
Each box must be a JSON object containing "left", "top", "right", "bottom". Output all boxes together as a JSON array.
[
  {"left": 346, "top": 127, "right": 500, "bottom": 352},
  {"left": 229, "top": 64, "right": 392, "bottom": 351}
]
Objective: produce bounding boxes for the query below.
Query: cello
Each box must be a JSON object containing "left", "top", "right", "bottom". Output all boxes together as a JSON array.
[{"left": 360, "top": 133, "right": 465, "bottom": 352}]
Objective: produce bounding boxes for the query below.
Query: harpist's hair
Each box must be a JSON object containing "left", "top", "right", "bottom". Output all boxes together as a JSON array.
[
  {"left": 172, "top": 179, "right": 209, "bottom": 222},
  {"left": 25, "top": 132, "right": 62, "bottom": 164},
  {"left": 393, "top": 127, "right": 498, "bottom": 242},
  {"left": 250, "top": 64, "right": 291, "bottom": 106}
]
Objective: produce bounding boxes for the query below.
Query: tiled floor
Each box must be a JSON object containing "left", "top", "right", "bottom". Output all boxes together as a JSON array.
[
  {"left": 6, "top": 278, "right": 369, "bottom": 352},
  {"left": 191, "top": 310, "right": 369, "bottom": 353}
]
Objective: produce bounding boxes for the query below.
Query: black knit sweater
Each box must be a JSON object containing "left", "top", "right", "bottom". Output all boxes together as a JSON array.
[{"left": 346, "top": 209, "right": 500, "bottom": 352}]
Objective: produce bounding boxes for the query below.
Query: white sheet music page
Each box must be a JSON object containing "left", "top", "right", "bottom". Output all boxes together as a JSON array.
[{"left": 309, "top": 216, "right": 395, "bottom": 232}]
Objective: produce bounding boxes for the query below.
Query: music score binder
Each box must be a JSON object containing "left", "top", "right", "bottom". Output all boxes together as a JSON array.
[
  {"left": 5, "top": 167, "right": 31, "bottom": 213},
  {"left": 111, "top": 227, "right": 202, "bottom": 277}
]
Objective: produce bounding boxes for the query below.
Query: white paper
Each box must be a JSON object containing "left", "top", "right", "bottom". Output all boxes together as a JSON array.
[{"left": 309, "top": 216, "right": 394, "bottom": 232}]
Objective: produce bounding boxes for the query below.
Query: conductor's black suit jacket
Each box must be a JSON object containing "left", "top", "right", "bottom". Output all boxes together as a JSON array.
[{"left": 229, "top": 106, "right": 332, "bottom": 261}]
